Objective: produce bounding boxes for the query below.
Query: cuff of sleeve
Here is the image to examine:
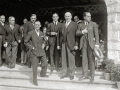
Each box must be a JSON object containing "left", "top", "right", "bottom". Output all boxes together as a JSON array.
[
  {"left": 82, "top": 31, "right": 84, "bottom": 34},
  {"left": 95, "top": 45, "right": 99, "bottom": 47}
]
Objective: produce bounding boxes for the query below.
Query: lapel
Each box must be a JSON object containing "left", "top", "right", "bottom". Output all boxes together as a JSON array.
[
  {"left": 0, "top": 22, "right": 5, "bottom": 30},
  {"left": 8, "top": 24, "right": 15, "bottom": 33},
  {"left": 13, "top": 24, "right": 17, "bottom": 33},
  {"left": 30, "top": 22, "right": 35, "bottom": 30},
  {"left": 87, "top": 21, "right": 93, "bottom": 33},
  {"left": 34, "top": 30, "right": 39, "bottom": 38}
]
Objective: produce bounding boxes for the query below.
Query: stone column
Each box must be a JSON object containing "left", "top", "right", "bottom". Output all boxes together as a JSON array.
[{"left": 105, "top": 0, "right": 120, "bottom": 61}]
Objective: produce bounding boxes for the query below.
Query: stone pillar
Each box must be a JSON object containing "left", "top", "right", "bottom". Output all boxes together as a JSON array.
[{"left": 105, "top": 0, "right": 120, "bottom": 61}]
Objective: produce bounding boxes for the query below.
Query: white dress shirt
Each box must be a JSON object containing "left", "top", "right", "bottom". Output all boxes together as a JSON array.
[
  {"left": 35, "top": 29, "right": 39, "bottom": 36},
  {"left": 53, "top": 21, "right": 58, "bottom": 25},
  {"left": 65, "top": 20, "right": 71, "bottom": 28},
  {"left": 10, "top": 24, "right": 14, "bottom": 30}
]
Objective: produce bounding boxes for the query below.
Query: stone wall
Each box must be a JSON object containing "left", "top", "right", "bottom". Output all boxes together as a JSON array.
[{"left": 105, "top": 0, "right": 120, "bottom": 61}]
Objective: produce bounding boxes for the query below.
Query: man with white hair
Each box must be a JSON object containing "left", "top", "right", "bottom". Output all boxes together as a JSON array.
[
  {"left": 25, "top": 21, "right": 48, "bottom": 86},
  {"left": 3, "top": 16, "right": 21, "bottom": 68},
  {"left": 57, "top": 12, "right": 78, "bottom": 80}
]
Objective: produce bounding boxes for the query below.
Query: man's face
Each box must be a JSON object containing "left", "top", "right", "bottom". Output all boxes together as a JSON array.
[
  {"left": 84, "top": 13, "right": 91, "bottom": 22},
  {"left": 23, "top": 19, "right": 28, "bottom": 24},
  {"left": 52, "top": 14, "right": 59, "bottom": 22},
  {"left": 35, "top": 22, "right": 41, "bottom": 30},
  {"left": 0, "top": 16, "right": 5, "bottom": 23},
  {"left": 65, "top": 12, "right": 72, "bottom": 22},
  {"left": 74, "top": 16, "right": 79, "bottom": 23},
  {"left": 30, "top": 16, "right": 37, "bottom": 23},
  {"left": 9, "top": 17, "right": 15, "bottom": 25}
]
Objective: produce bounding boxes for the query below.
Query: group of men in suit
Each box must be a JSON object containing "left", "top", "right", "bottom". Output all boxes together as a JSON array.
[{"left": 0, "top": 11, "right": 99, "bottom": 86}]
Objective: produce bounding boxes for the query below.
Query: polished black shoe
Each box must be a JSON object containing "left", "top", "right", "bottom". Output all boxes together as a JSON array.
[
  {"left": 33, "top": 81, "right": 38, "bottom": 86},
  {"left": 0, "top": 63, "right": 2, "bottom": 67},
  {"left": 55, "top": 68, "right": 60, "bottom": 72},
  {"left": 78, "top": 76, "right": 88, "bottom": 81},
  {"left": 21, "top": 63, "right": 24, "bottom": 66},
  {"left": 70, "top": 75, "right": 74, "bottom": 80},
  {"left": 60, "top": 75, "right": 67, "bottom": 79},
  {"left": 40, "top": 75, "right": 49, "bottom": 78},
  {"left": 89, "top": 77, "right": 94, "bottom": 83},
  {"left": 28, "top": 66, "right": 31, "bottom": 68}
]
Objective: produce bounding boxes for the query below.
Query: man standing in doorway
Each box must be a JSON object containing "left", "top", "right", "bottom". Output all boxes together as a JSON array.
[
  {"left": 20, "top": 18, "right": 28, "bottom": 66},
  {"left": 47, "top": 13, "right": 62, "bottom": 73},
  {"left": 76, "top": 12, "right": 99, "bottom": 82},
  {"left": 3, "top": 16, "right": 21, "bottom": 68},
  {"left": 58, "top": 12, "right": 78, "bottom": 80},
  {"left": 74, "top": 15, "right": 82, "bottom": 24},
  {"left": 0, "top": 15, "right": 6, "bottom": 66},
  {"left": 24, "top": 14, "right": 37, "bottom": 68},
  {"left": 25, "top": 21, "right": 48, "bottom": 86}
]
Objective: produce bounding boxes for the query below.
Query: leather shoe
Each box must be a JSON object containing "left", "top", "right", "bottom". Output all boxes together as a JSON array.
[
  {"left": 70, "top": 75, "right": 74, "bottom": 80},
  {"left": 60, "top": 75, "right": 67, "bottom": 79},
  {"left": 33, "top": 81, "right": 38, "bottom": 86},
  {"left": 89, "top": 77, "right": 94, "bottom": 82},
  {"left": 40, "top": 75, "right": 49, "bottom": 78},
  {"left": 78, "top": 76, "right": 88, "bottom": 81},
  {"left": 0, "top": 63, "right": 2, "bottom": 67}
]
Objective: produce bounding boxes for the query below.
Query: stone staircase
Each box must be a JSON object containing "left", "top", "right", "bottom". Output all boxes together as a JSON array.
[{"left": 0, "top": 64, "right": 118, "bottom": 90}]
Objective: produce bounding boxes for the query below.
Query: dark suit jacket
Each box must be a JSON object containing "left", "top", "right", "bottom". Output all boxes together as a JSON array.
[
  {"left": 0, "top": 23, "right": 6, "bottom": 35},
  {"left": 24, "top": 30, "right": 46, "bottom": 57},
  {"left": 46, "top": 22, "right": 62, "bottom": 46},
  {"left": 23, "top": 21, "right": 35, "bottom": 37},
  {"left": 76, "top": 21, "right": 99, "bottom": 50},
  {"left": 59, "top": 21, "right": 78, "bottom": 51},
  {"left": 3, "top": 24, "right": 20, "bottom": 44}
]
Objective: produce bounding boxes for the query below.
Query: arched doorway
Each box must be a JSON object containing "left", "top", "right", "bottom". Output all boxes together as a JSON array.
[{"left": 0, "top": 0, "right": 119, "bottom": 61}]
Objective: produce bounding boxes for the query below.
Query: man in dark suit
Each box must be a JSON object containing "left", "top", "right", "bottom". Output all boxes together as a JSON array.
[
  {"left": 0, "top": 15, "right": 6, "bottom": 66},
  {"left": 20, "top": 18, "right": 28, "bottom": 66},
  {"left": 76, "top": 12, "right": 99, "bottom": 82},
  {"left": 58, "top": 12, "right": 78, "bottom": 80},
  {"left": 24, "top": 14, "right": 37, "bottom": 68},
  {"left": 47, "top": 13, "right": 62, "bottom": 73},
  {"left": 24, "top": 21, "right": 48, "bottom": 86},
  {"left": 3, "top": 16, "right": 21, "bottom": 68}
]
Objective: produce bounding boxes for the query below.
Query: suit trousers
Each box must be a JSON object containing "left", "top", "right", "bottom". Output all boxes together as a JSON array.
[
  {"left": 61, "top": 42, "right": 75, "bottom": 76},
  {"left": 27, "top": 48, "right": 32, "bottom": 67},
  {"left": 21, "top": 50, "right": 27, "bottom": 64},
  {"left": 49, "top": 40, "right": 60, "bottom": 68},
  {"left": 6, "top": 41, "right": 18, "bottom": 68},
  {"left": 82, "top": 38, "right": 95, "bottom": 78},
  {"left": 31, "top": 54, "right": 48, "bottom": 82},
  {"left": 0, "top": 35, "right": 2, "bottom": 64}
]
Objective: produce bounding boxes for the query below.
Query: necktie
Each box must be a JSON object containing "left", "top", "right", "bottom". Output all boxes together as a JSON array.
[
  {"left": 54, "top": 21, "right": 57, "bottom": 25},
  {"left": 66, "top": 22, "right": 69, "bottom": 28}
]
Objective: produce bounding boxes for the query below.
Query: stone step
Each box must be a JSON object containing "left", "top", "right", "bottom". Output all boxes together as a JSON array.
[
  {"left": 0, "top": 70, "right": 115, "bottom": 85},
  {"left": 0, "top": 64, "right": 103, "bottom": 76},
  {"left": 0, "top": 78, "right": 117, "bottom": 90},
  {"left": 0, "top": 65, "right": 117, "bottom": 90}
]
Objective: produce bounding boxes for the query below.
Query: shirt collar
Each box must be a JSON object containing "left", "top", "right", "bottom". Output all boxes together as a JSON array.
[
  {"left": 53, "top": 21, "right": 58, "bottom": 24},
  {"left": 66, "top": 20, "right": 71, "bottom": 24},
  {"left": 35, "top": 29, "right": 39, "bottom": 32}
]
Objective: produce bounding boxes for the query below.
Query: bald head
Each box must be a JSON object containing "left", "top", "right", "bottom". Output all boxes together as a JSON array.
[{"left": 64, "top": 12, "right": 72, "bottom": 22}]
